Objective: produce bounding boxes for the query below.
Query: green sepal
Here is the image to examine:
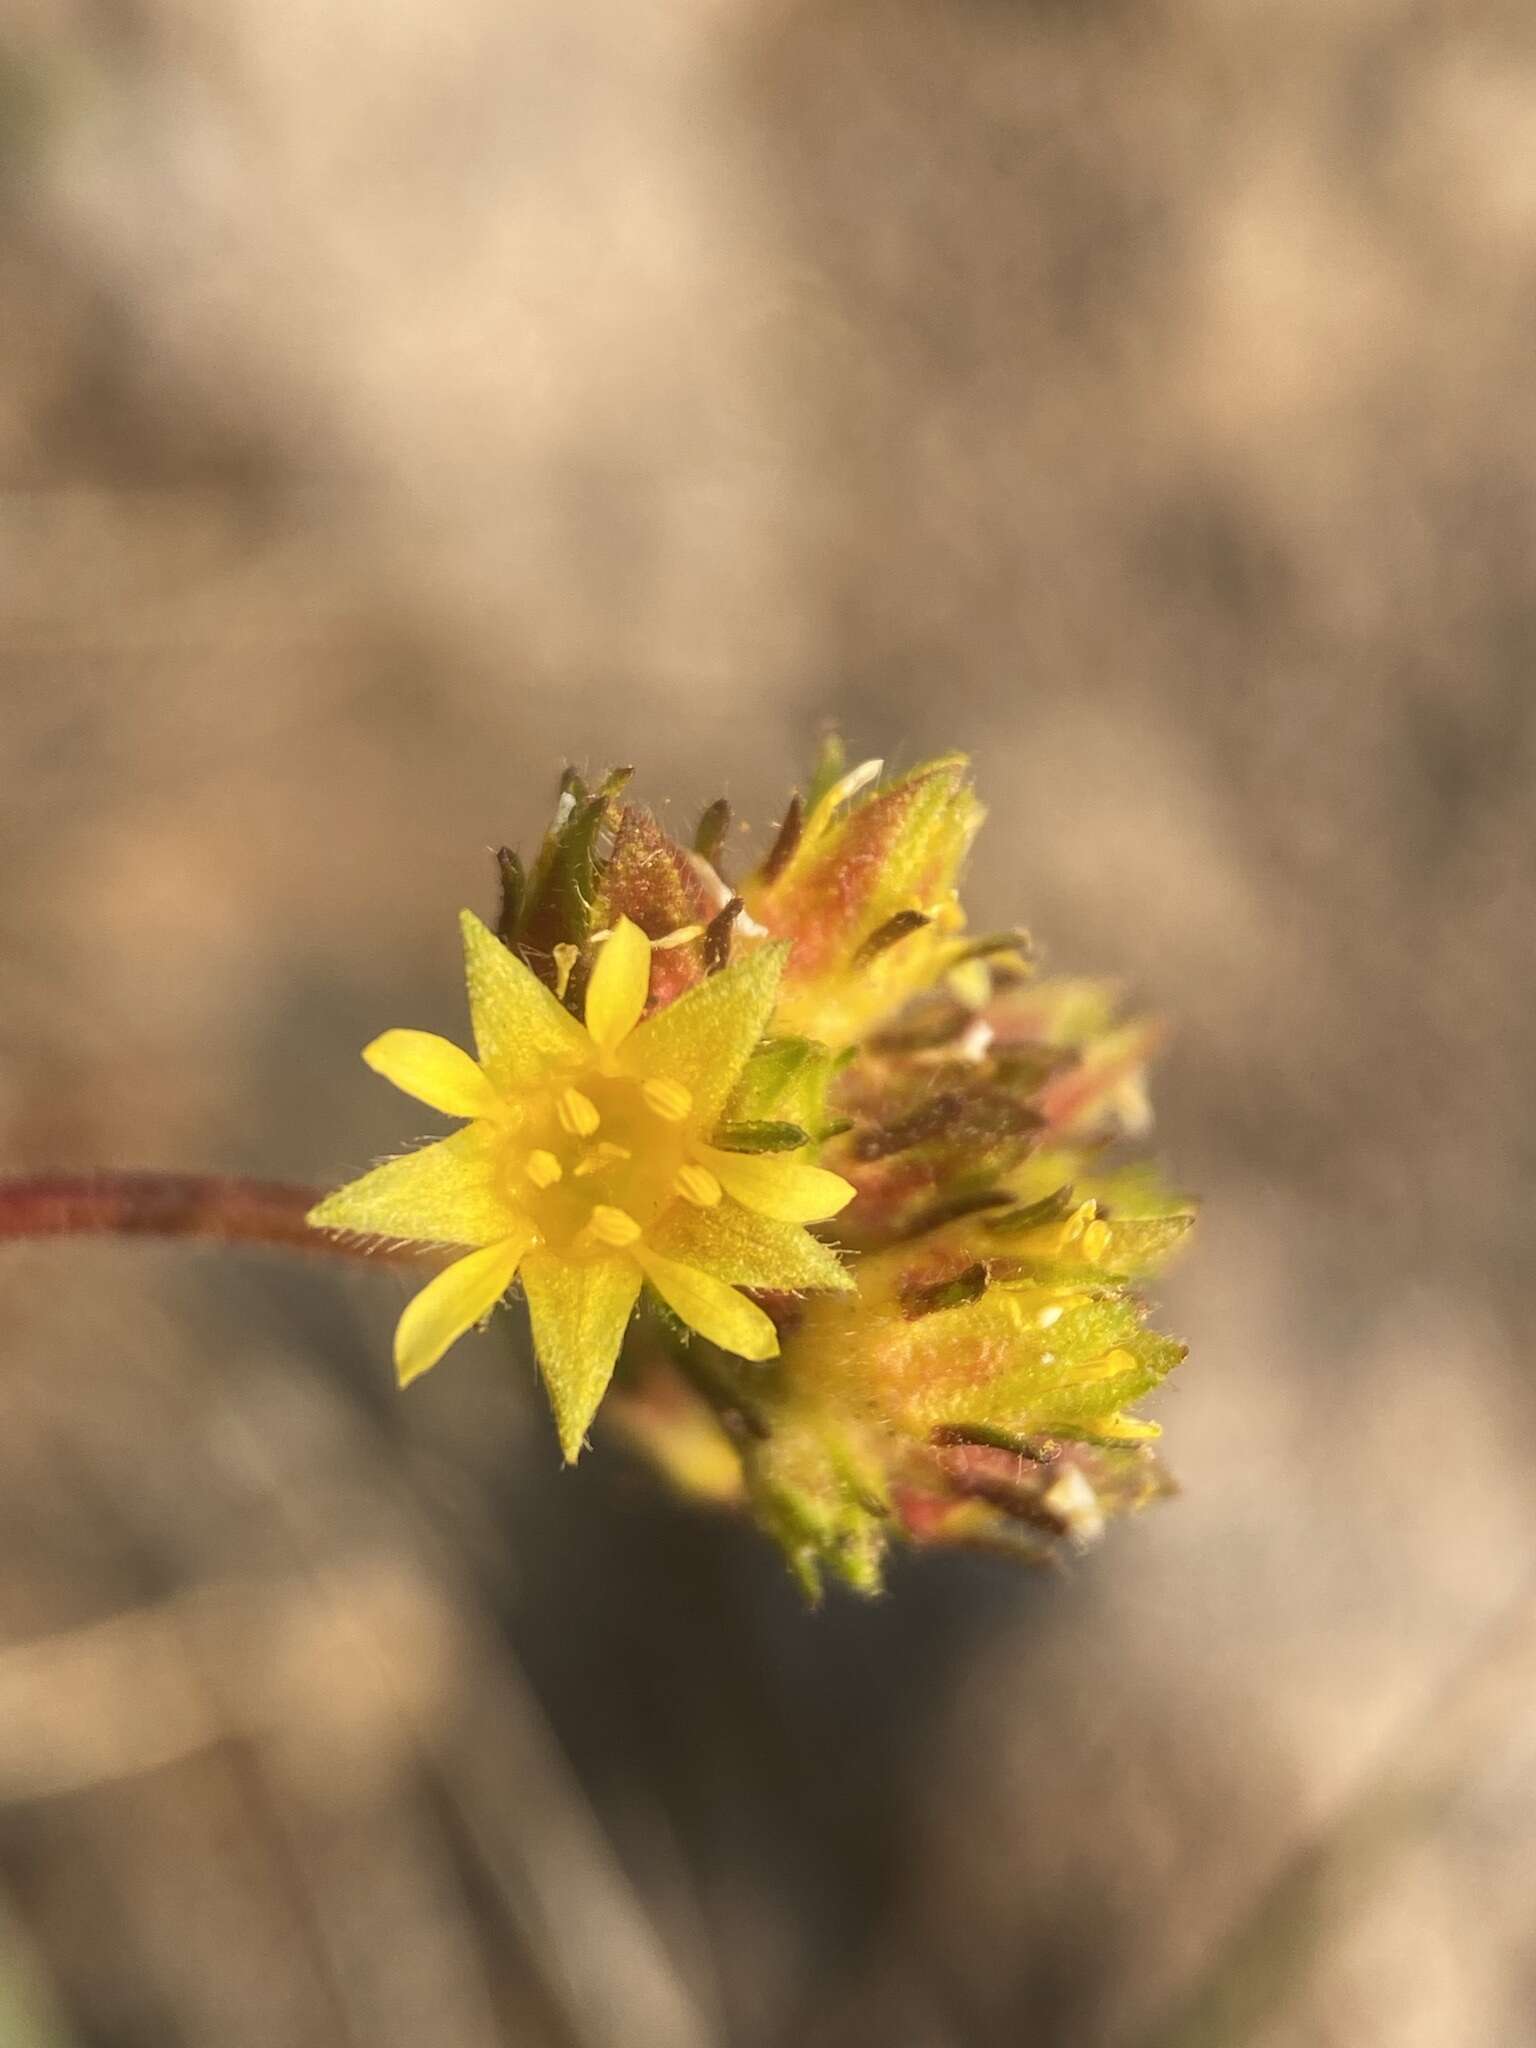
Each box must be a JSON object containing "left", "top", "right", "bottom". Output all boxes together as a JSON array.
[
  {"left": 741, "top": 1413, "right": 890, "bottom": 1601},
  {"left": 725, "top": 1034, "right": 840, "bottom": 1138},
  {"left": 1098, "top": 1212, "right": 1196, "bottom": 1272},
  {"left": 494, "top": 846, "right": 526, "bottom": 944},
  {"left": 750, "top": 754, "right": 983, "bottom": 969},
  {"left": 987, "top": 1255, "right": 1125, "bottom": 1291}
]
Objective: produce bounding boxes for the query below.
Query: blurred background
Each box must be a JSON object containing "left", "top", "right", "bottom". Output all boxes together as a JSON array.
[{"left": 2, "top": 2, "right": 1534, "bottom": 2043}]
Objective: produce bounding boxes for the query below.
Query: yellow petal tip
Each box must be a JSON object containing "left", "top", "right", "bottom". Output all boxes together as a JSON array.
[
  {"left": 704, "top": 1148, "right": 857, "bottom": 1224},
  {"left": 585, "top": 914, "right": 653, "bottom": 1051},
  {"left": 637, "top": 1247, "right": 781, "bottom": 1361},
  {"left": 361, "top": 1027, "right": 503, "bottom": 1121},
  {"left": 390, "top": 1235, "right": 529, "bottom": 1389}
]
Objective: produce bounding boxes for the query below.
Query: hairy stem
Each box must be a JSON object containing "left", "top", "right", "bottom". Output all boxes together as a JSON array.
[{"left": 0, "top": 1172, "right": 414, "bottom": 1263}]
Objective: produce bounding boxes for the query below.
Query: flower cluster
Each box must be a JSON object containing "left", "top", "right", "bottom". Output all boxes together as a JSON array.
[{"left": 311, "top": 748, "right": 1193, "bottom": 1592}]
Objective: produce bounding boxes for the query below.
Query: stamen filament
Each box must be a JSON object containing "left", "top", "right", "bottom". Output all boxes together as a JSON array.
[{"left": 574, "top": 1142, "right": 633, "bottom": 1178}]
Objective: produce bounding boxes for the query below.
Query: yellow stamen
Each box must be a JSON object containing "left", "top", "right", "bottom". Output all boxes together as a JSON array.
[
  {"left": 675, "top": 1163, "right": 723, "bottom": 1208},
  {"left": 557, "top": 1086, "right": 601, "bottom": 1137},
  {"left": 1062, "top": 1198, "right": 1097, "bottom": 1244},
  {"left": 526, "top": 1150, "right": 564, "bottom": 1189},
  {"left": 1081, "top": 1220, "right": 1111, "bottom": 1264},
  {"left": 654, "top": 923, "right": 705, "bottom": 950},
  {"left": 573, "top": 1141, "right": 633, "bottom": 1178},
  {"left": 642, "top": 1077, "right": 692, "bottom": 1122},
  {"left": 586, "top": 1204, "right": 641, "bottom": 1248},
  {"left": 551, "top": 943, "right": 578, "bottom": 1002},
  {"left": 1037, "top": 1303, "right": 1063, "bottom": 1329}
]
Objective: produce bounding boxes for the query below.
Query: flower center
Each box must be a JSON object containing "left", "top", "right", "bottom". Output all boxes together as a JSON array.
[{"left": 502, "top": 1065, "right": 701, "bottom": 1256}]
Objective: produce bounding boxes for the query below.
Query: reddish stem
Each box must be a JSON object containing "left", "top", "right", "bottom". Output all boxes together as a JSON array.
[{"left": 0, "top": 1172, "right": 416, "bottom": 1263}]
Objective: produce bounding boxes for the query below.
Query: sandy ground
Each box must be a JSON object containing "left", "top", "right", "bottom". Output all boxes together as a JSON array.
[{"left": 2, "top": 4, "right": 1535, "bottom": 2044}]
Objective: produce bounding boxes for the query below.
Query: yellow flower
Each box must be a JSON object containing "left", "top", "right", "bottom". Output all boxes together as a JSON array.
[{"left": 308, "top": 912, "right": 855, "bottom": 1458}]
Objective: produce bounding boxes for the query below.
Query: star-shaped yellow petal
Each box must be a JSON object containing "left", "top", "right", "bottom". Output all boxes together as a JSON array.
[
  {"left": 460, "top": 909, "right": 588, "bottom": 1090},
  {"left": 625, "top": 943, "right": 788, "bottom": 1126},
  {"left": 395, "top": 1230, "right": 534, "bottom": 1387},
  {"left": 308, "top": 1124, "right": 512, "bottom": 1246},
  {"left": 521, "top": 1249, "right": 645, "bottom": 1460},
  {"left": 309, "top": 913, "right": 854, "bottom": 1458}
]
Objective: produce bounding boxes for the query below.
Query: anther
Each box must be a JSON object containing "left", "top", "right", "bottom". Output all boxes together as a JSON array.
[
  {"left": 642, "top": 1077, "right": 692, "bottom": 1122},
  {"left": 1062, "top": 1199, "right": 1097, "bottom": 1243},
  {"left": 675, "top": 1164, "right": 723, "bottom": 1208},
  {"left": 557, "top": 1087, "right": 601, "bottom": 1137},
  {"left": 586, "top": 1204, "right": 641, "bottom": 1248},
  {"left": 1080, "top": 1220, "right": 1111, "bottom": 1264},
  {"left": 526, "top": 1150, "right": 564, "bottom": 1188}
]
